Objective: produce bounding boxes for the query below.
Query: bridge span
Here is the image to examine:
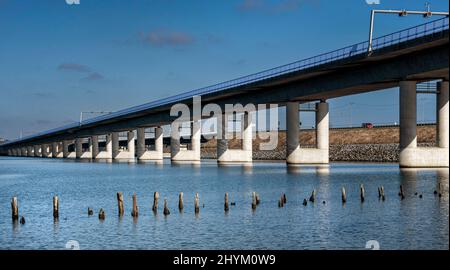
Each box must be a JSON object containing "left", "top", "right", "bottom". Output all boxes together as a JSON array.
[{"left": 1, "top": 18, "right": 449, "bottom": 167}]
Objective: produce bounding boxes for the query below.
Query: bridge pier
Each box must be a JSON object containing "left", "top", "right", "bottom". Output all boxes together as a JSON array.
[
  {"left": 286, "top": 101, "right": 329, "bottom": 164},
  {"left": 112, "top": 131, "right": 135, "bottom": 160},
  {"left": 399, "top": 81, "right": 449, "bottom": 168},
  {"left": 63, "top": 140, "right": 74, "bottom": 158},
  {"left": 171, "top": 120, "right": 201, "bottom": 162},
  {"left": 137, "top": 127, "right": 163, "bottom": 160},
  {"left": 94, "top": 134, "right": 113, "bottom": 159},
  {"left": 34, "top": 145, "right": 41, "bottom": 157},
  {"left": 51, "top": 142, "right": 59, "bottom": 158},
  {"left": 217, "top": 112, "right": 253, "bottom": 163},
  {"left": 42, "top": 144, "right": 52, "bottom": 158},
  {"left": 27, "top": 146, "right": 33, "bottom": 157}
]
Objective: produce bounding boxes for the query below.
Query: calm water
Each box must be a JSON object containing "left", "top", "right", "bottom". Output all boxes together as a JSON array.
[{"left": 0, "top": 156, "right": 448, "bottom": 250}]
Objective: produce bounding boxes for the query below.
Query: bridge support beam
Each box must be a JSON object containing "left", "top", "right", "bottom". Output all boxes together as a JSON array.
[
  {"left": 399, "top": 81, "right": 449, "bottom": 167},
  {"left": 171, "top": 121, "right": 201, "bottom": 162},
  {"left": 217, "top": 112, "right": 253, "bottom": 163},
  {"left": 137, "top": 127, "right": 163, "bottom": 160},
  {"left": 286, "top": 101, "right": 329, "bottom": 164}
]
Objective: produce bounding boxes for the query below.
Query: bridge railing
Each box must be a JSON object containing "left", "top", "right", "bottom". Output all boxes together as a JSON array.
[{"left": 5, "top": 17, "right": 449, "bottom": 145}]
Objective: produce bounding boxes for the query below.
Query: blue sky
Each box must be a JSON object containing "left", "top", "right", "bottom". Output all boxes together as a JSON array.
[{"left": 0, "top": 0, "right": 448, "bottom": 139}]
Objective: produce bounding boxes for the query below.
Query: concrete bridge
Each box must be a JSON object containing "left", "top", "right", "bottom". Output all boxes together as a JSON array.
[{"left": 1, "top": 17, "right": 449, "bottom": 167}]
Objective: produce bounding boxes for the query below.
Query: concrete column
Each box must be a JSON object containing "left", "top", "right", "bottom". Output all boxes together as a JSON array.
[
  {"left": 286, "top": 102, "right": 300, "bottom": 160},
  {"left": 75, "top": 138, "right": 83, "bottom": 159},
  {"left": 316, "top": 101, "right": 329, "bottom": 150},
  {"left": 127, "top": 131, "right": 135, "bottom": 159},
  {"left": 106, "top": 134, "right": 112, "bottom": 157},
  {"left": 63, "top": 141, "right": 70, "bottom": 158},
  {"left": 217, "top": 114, "right": 228, "bottom": 159},
  {"left": 21, "top": 147, "right": 27, "bottom": 157},
  {"left": 112, "top": 132, "right": 119, "bottom": 158},
  {"left": 155, "top": 127, "right": 163, "bottom": 155},
  {"left": 42, "top": 144, "right": 50, "bottom": 158},
  {"left": 27, "top": 146, "right": 33, "bottom": 157},
  {"left": 51, "top": 142, "right": 58, "bottom": 158},
  {"left": 242, "top": 112, "right": 252, "bottom": 152},
  {"left": 136, "top": 128, "right": 146, "bottom": 158},
  {"left": 170, "top": 125, "right": 181, "bottom": 159},
  {"left": 34, "top": 145, "right": 40, "bottom": 157},
  {"left": 437, "top": 81, "right": 449, "bottom": 148},
  {"left": 399, "top": 81, "right": 417, "bottom": 149},
  {"left": 90, "top": 136, "right": 99, "bottom": 159},
  {"left": 191, "top": 120, "right": 201, "bottom": 158}
]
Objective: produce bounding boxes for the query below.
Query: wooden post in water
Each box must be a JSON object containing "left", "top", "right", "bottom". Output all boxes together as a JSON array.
[
  {"left": 163, "top": 198, "right": 170, "bottom": 216},
  {"left": 131, "top": 193, "right": 138, "bottom": 217},
  {"left": 399, "top": 185, "right": 405, "bottom": 200},
  {"left": 251, "top": 192, "right": 257, "bottom": 210},
  {"left": 342, "top": 187, "right": 347, "bottom": 204},
  {"left": 53, "top": 196, "right": 59, "bottom": 219},
  {"left": 88, "top": 208, "right": 94, "bottom": 216},
  {"left": 117, "top": 192, "right": 124, "bottom": 216},
  {"left": 152, "top": 192, "right": 159, "bottom": 213},
  {"left": 360, "top": 184, "right": 365, "bottom": 203},
  {"left": 194, "top": 193, "right": 200, "bottom": 214},
  {"left": 283, "top": 194, "right": 287, "bottom": 204},
  {"left": 380, "top": 186, "right": 385, "bottom": 201},
  {"left": 309, "top": 190, "right": 316, "bottom": 203},
  {"left": 255, "top": 193, "right": 261, "bottom": 205},
  {"left": 98, "top": 208, "right": 105, "bottom": 220},
  {"left": 11, "top": 197, "right": 18, "bottom": 221},
  {"left": 178, "top": 192, "right": 184, "bottom": 212},
  {"left": 20, "top": 216, "right": 25, "bottom": 224},
  {"left": 224, "top": 193, "right": 229, "bottom": 212}
]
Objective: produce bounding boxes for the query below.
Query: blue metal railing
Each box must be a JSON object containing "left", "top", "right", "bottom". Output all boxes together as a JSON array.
[{"left": 5, "top": 17, "right": 449, "bottom": 146}]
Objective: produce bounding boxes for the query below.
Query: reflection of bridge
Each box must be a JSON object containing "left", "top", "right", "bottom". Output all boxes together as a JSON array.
[{"left": 1, "top": 18, "right": 448, "bottom": 167}]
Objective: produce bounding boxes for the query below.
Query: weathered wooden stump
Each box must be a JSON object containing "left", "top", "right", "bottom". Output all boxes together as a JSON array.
[
  {"left": 255, "top": 193, "right": 261, "bottom": 205},
  {"left": 53, "top": 196, "right": 59, "bottom": 219},
  {"left": 309, "top": 190, "right": 316, "bottom": 203},
  {"left": 98, "top": 208, "right": 105, "bottom": 220},
  {"left": 302, "top": 199, "right": 308, "bottom": 206},
  {"left": 117, "top": 192, "right": 124, "bottom": 216},
  {"left": 360, "top": 184, "right": 365, "bottom": 203},
  {"left": 20, "top": 216, "right": 25, "bottom": 225},
  {"left": 278, "top": 195, "right": 284, "bottom": 208},
  {"left": 88, "top": 207, "right": 94, "bottom": 216},
  {"left": 224, "top": 193, "right": 229, "bottom": 212},
  {"left": 399, "top": 185, "right": 405, "bottom": 200},
  {"left": 380, "top": 186, "right": 385, "bottom": 201},
  {"left": 131, "top": 193, "right": 138, "bottom": 217},
  {"left": 152, "top": 192, "right": 159, "bottom": 213},
  {"left": 178, "top": 192, "right": 184, "bottom": 212},
  {"left": 163, "top": 198, "right": 170, "bottom": 216},
  {"left": 342, "top": 187, "right": 347, "bottom": 204},
  {"left": 251, "top": 192, "right": 257, "bottom": 210},
  {"left": 11, "top": 197, "right": 18, "bottom": 221},
  {"left": 282, "top": 194, "right": 287, "bottom": 204},
  {"left": 194, "top": 193, "right": 200, "bottom": 214}
]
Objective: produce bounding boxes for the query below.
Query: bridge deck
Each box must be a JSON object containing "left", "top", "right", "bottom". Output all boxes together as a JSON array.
[{"left": 2, "top": 17, "right": 449, "bottom": 147}]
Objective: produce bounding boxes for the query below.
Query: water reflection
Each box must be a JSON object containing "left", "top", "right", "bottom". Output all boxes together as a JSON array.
[{"left": 0, "top": 157, "right": 448, "bottom": 250}]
